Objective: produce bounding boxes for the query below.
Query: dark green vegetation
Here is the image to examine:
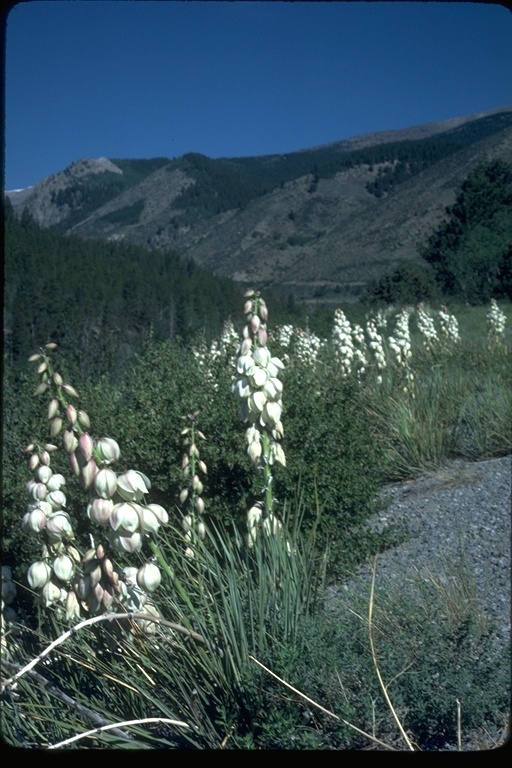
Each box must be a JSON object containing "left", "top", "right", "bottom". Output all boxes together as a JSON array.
[
  {"left": 3, "top": 202, "right": 244, "bottom": 370},
  {"left": 363, "top": 159, "right": 512, "bottom": 305}
]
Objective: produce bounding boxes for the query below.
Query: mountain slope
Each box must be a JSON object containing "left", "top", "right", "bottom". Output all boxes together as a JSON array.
[{"left": 6, "top": 106, "right": 512, "bottom": 303}]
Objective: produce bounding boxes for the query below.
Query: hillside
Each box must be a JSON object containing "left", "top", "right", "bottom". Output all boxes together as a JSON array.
[{"left": 6, "top": 107, "right": 512, "bottom": 303}]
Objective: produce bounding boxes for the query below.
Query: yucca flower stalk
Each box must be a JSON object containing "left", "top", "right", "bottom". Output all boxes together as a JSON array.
[
  {"left": 23, "top": 343, "right": 172, "bottom": 626},
  {"left": 233, "top": 290, "right": 286, "bottom": 546},
  {"left": 178, "top": 411, "right": 208, "bottom": 558},
  {"left": 416, "top": 302, "right": 439, "bottom": 353},
  {"left": 293, "top": 326, "right": 325, "bottom": 367},
  {"left": 332, "top": 308, "right": 355, "bottom": 378},
  {"left": 487, "top": 298, "right": 507, "bottom": 345},
  {"left": 388, "top": 308, "right": 415, "bottom": 396},
  {"left": 366, "top": 319, "right": 387, "bottom": 384},
  {"left": 438, "top": 304, "right": 461, "bottom": 348}
]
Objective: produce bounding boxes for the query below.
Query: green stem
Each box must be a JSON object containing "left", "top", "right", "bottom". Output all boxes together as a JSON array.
[{"left": 261, "top": 431, "right": 273, "bottom": 517}]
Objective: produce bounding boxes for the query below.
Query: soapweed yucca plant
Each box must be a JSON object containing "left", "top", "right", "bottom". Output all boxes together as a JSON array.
[{"left": 2, "top": 326, "right": 324, "bottom": 749}]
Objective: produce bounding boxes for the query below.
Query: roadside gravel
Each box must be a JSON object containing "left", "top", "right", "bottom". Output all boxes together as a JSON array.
[
  {"left": 332, "top": 454, "right": 511, "bottom": 646},
  {"left": 327, "top": 454, "right": 511, "bottom": 749}
]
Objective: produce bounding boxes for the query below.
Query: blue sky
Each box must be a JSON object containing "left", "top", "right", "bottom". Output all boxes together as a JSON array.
[{"left": 4, "top": 1, "right": 512, "bottom": 190}]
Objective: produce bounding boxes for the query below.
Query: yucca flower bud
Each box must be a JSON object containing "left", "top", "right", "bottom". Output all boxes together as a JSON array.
[
  {"left": 101, "top": 558, "right": 116, "bottom": 583},
  {"left": 62, "top": 430, "right": 78, "bottom": 455},
  {"left": 46, "top": 490, "right": 67, "bottom": 510},
  {"left": 46, "top": 473, "right": 66, "bottom": 492},
  {"left": 257, "top": 327, "right": 268, "bottom": 347},
  {"left": 77, "top": 410, "right": 91, "bottom": 430},
  {"left": 22, "top": 508, "right": 48, "bottom": 533},
  {"left": 137, "top": 505, "right": 161, "bottom": 534},
  {"left": 62, "top": 383, "right": 79, "bottom": 398},
  {"left": 52, "top": 554, "right": 74, "bottom": 582},
  {"left": 197, "top": 521, "right": 206, "bottom": 540},
  {"left": 197, "top": 460, "right": 207, "bottom": 475},
  {"left": 146, "top": 503, "right": 169, "bottom": 524},
  {"left": 95, "top": 437, "right": 121, "bottom": 464},
  {"left": 41, "top": 580, "right": 63, "bottom": 607},
  {"left": 27, "top": 560, "right": 52, "bottom": 590},
  {"left": 66, "top": 404, "right": 77, "bottom": 425},
  {"left": 179, "top": 488, "right": 189, "bottom": 504},
  {"left": 261, "top": 401, "right": 282, "bottom": 428},
  {"left": 29, "top": 453, "right": 40, "bottom": 471},
  {"left": 136, "top": 562, "right": 161, "bottom": 593},
  {"left": 250, "top": 314, "right": 261, "bottom": 333},
  {"left": 110, "top": 502, "right": 141, "bottom": 533},
  {"left": 50, "top": 417, "right": 63, "bottom": 438},
  {"left": 40, "top": 450, "right": 51, "bottom": 466},
  {"left": 65, "top": 590, "right": 81, "bottom": 622},
  {"left": 52, "top": 371, "right": 63, "bottom": 386},
  {"left": 67, "top": 546, "right": 81, "bottom": 563},
  {"left": 116, "top": 469, "right": 150, "bottom": 501},
  {"left": 29, "top": 499, "right": 53, "bottom": 517},
  {"left": 46, "top": 512, "right": 74, "bottom": 542},
  {"left": 87, "top": 583, "right": 104, "bottom": 614},
  {"left": 111, "top": 531, "right": 143, "bottom": 553},
  {"left": 69, "top": 451, "right": 80, "bottom": 477},
  {"left": 80, "top": 458, "right": 98, "bottom": 490},
  {"left": 192, "top": 475, "right": 203, "bottom": 494},
  {"left": 30, "top": 482, "right": 48, "bottom": 501},
  {"left": 194, "top": 496, "right": 205, "bottom": 515},
  {"left": 87, "top": 563, "right": 103, "bottom": 589},
  {"left": 78, "top": 432, "right": 94, "bottom": 462},
  {"left": 48, "top": 399, "right": 60, "bottom": 420},
  {"left": 247, "top": 439, "right": 262, "bottom": 463},
  {"left": 33, "top": 382, "right": 49, "bottom": 396},
  {"left": 247, "top": 504, "right": 263, "bottom": 530},
  {"left": 184, "top": 546, "right": 195, "bottom": 559},
  {"left": 36, "top": 465, "right": 53, "bottom": 484},
  {"left": 94, "top": 467, "right": 118, "bottom": 499},
  {"left": 101, "top": 586, "right": 115, "bottom": 611}
]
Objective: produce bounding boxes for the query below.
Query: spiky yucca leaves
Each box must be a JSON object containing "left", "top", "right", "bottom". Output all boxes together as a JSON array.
[{"left": 2, "top": 508, "right": 323, "bottom": 749}]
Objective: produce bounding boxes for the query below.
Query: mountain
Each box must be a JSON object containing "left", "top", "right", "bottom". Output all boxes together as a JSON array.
[{"left": 6, "top": 106, "right": 512, "bottom": 304}]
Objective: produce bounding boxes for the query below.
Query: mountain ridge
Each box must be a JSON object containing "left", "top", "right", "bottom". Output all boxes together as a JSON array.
[{"left": 6, "top": 105, "right": 512, "bottom": 303}]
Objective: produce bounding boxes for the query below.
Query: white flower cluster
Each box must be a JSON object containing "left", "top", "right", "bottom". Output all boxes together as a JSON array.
[
  {"left": 23, "top": 347, "right": 169, "bottom": 621},
  {"left": 332, "top": 309, "right": 354, "bottom": 377},
  {"left": 293, "top": 327, "right": 325, "bottom": 366},
  {"left": 366, "top": 319, "right": 387, "bottom": 382},
  {"left": 232, "top": 290, "right": 286, "bottom": 546},
  {"left": 487, "top": 299, "right": 507, "bottom": 342},
  {"left": 416, "top": 303, "right": 439, "bottom": 351},
  {"left": 274, "top": 323, "right": 294, "bottom": 349},
  {"left": 179, "top": 418, "right": 208, "bottom": 559},
  {"left": 438, "top": 305, "right": 460, "bottom": 345},
  {"left": 192, "top": 321, "right": 240, "bottom": 388},
  {"left": 388, "top": 308, "right": 413, "bottom": 367},
  {"left": 233, "top": 344, "right": 285, "bottom": 466}
]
